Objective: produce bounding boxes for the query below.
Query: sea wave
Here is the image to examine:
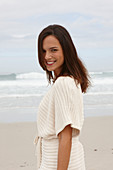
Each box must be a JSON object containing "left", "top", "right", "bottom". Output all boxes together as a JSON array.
[
  {"left": 89, "top": 70, "right": 113, "bottom": 75},
  {"left": 0, "top": 72, "right": 46, "bottom": 80},
  {"left": 84, "top": 92, "right": 113, "bottom": 95},
  {"left": 0, "top": 71, "right": 113, "bottom": 80},
  {"left": 89, "top": 71, "right": 103, "bottom": 75},
  {"left": 0, "top": 91, "right": 113, "bottom": 98},
  {"left": 0, "top": 73, "right": 16, "bottom": 80},
  {"left": 16, "top": 72, "right": 46, "bottom": 80},
  {"left": 0, "top": 94, "right": 43, "bottom": 98},
  {"left": 91, "top": 77, "right": 113, "bottom": 85}
]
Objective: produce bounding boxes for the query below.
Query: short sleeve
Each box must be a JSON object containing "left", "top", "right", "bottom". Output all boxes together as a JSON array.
[{"left": 54, "top": 76, "right": 84, "bottom": 137}]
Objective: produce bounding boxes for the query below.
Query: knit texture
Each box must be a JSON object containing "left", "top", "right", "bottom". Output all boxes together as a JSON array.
[{"left": 36, "top": 76, "right": 85, "bottom": 170}]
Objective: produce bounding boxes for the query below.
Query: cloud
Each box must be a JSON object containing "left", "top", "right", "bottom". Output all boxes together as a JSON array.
[
  {"left": 0, "top": 0, "right": 113, "bottom": 57},
  {"left": 0, "top": 0, "right": 113, "bottom": 19},
  {"left": 12, "top": 33, "right": 34, "bottom": 39}
]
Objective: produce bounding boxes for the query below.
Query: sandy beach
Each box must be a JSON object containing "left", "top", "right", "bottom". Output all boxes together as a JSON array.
[{"left": 0, "top": 116, "right": 113, "bottom": 170}]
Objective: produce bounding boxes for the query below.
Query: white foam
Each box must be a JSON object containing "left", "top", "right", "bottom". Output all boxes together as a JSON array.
[
  {"left": 89, "top": 71, "right": 113, "bottom": 75},
  {"left": 0, "top": 94, "right": 43, "bottom": 98},
  {"left": 92, "top": 77, "right": 113, "bottom": 85},
  {"left": 84, "top": 92, "right": 113, "bottom": 95},
  {"left": 89, "top": 71, "right": 103, "bottom": 75},
  {"left": 0, "top": 79, "right": 48, "bottom": 87},
  {"left": 16, "top": 72, "right": 46, "bottom": 80}
]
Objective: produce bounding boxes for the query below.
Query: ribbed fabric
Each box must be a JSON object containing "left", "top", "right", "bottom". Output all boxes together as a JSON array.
[{"left": 34, "top": 76, "right": 85, "bottom": 170}]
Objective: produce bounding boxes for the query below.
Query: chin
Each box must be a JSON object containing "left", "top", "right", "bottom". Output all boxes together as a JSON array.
[
  {"left": 47, "top": 68, "right": 54, "bottom": 72},
  {"left": 47, "top": 67, "right": 55, "bottom": 72}
]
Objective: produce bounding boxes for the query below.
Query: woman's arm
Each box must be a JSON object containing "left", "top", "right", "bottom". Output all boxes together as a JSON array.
[{"left": 57, "top": 124, "right": 72, "bottom": 170}]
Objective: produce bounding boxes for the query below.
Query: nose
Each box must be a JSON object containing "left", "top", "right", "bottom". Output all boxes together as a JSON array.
[{"left": 45, "top": 51, "right": 52, "bottom": 61}]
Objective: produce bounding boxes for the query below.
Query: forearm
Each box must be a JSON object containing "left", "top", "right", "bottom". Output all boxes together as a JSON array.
[{"left": 57, "top": 139, "right": 72, "bottom": 170}]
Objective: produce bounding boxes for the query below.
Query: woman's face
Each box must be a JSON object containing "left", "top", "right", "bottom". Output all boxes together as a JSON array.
[{"left": 42, "top": 35, "right": 64, "bottom": 77}]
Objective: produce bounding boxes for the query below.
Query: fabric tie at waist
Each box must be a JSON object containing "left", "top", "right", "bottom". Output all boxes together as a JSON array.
[
  {"left": 34, "top": 136, "right": 42, "bottom": 169},
  {"left": 34, "top": 135, "right": 79, "bottom": 169}
]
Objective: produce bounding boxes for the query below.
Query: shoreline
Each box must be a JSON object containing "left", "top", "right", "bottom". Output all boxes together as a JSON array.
[
  {"left": 0, "top": 116, "right": 113, "bottom": 170},
  {"left": 1, "top": 105, "right": 113, "bottom": 123}
]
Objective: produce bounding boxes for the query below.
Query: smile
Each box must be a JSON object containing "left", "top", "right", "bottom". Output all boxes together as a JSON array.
[{"left": 46, "top": 61, "right": 56, "bottom": 66}]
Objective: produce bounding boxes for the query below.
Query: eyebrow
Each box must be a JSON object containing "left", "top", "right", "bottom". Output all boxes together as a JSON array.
[
  {"left": 49, "top": 47, "right": 58, "bottom": 49},
  {"left": 43, "top": 46, "right": 58, "bottom": 51}
]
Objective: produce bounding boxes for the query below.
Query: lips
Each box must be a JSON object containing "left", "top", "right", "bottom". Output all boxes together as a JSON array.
[{"left": 46, "top": 61, "right": 56, "bottom": 66}]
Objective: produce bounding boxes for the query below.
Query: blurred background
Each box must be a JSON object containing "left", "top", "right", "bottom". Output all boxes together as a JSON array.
[{"left": 0, "top": 0, "right": 113, "bottom": 122}]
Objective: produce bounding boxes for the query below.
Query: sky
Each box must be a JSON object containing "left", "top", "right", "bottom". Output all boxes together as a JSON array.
[{"left": 0, "top": 0, "right": 113, "bottom": 74}]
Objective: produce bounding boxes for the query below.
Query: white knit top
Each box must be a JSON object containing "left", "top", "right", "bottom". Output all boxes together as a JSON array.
[{"left": 34, "top": 76, "right": 85, "bottom": 170}]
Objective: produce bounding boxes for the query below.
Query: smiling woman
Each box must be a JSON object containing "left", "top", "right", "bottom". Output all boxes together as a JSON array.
[
  {"left": 43, "top": 35, "right": 64, "bottom": 77},
  {"left": 34, "top": 24, "right": 91, "bottom": 170}
]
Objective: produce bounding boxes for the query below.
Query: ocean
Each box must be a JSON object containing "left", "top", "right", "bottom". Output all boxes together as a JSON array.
[{"left": 0, "top": 71, "right": 113, "bottom": 122}]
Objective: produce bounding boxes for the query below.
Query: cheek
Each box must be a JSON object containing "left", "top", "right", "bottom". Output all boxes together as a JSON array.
[{"left": 57, "top": 52, "right": 64, "bottom": 61}]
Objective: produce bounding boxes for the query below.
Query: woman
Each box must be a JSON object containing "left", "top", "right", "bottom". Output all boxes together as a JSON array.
[{"left": 34, "top": 24, "right": 90, "bottom": 170}]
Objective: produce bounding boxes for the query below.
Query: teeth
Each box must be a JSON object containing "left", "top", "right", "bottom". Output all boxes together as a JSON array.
[{"left": 47, "top": 61, "right": 55, "bottom": 64}]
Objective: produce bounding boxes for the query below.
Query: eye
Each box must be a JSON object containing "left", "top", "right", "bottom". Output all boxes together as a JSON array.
[
  {"left": 42, "top": 49, "right": 46, "bottom": 53},
  {"left": 51, "top": 48, "right": 58, "bottom": 52}
]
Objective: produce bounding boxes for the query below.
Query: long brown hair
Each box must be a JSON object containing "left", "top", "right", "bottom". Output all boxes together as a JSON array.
[{"left": 38, "top": 24, "right": 91, "bottom": 93}]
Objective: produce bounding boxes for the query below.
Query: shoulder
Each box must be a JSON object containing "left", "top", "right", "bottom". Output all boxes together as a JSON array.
[
  {"left": 55, "top": 75, "right": 76, "bottom": 83},
  {"left": 54, "top": 76, "right": 81, "bottom": 92},
  {"left": 54, "top": 76, "right": 73, "bottom": 86}
]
